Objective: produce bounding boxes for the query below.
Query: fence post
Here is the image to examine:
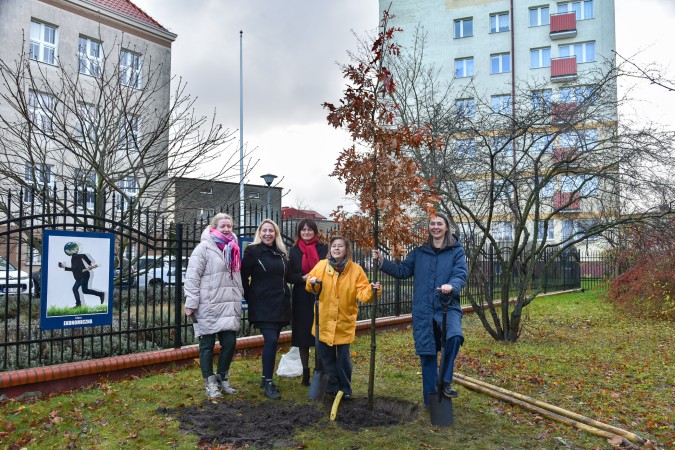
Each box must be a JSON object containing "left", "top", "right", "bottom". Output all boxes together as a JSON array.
[
  {"left": 174, "top": 223, "right": 184, "bottom": 348},
  {"left": 394, "top": 258, "right": 401, "bottom": 316}
]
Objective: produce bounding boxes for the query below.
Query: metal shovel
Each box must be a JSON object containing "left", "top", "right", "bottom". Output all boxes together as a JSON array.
[
  {"left": 428, "top": 294, "right": 454, "bottom": 426},
  {"left": 308, "top": 281, "right": 329, "bottom": 401}
]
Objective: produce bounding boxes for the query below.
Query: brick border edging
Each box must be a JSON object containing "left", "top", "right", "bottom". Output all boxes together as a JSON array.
[{"left": 0, "top": 289, "right": 580, "bottom": 399}]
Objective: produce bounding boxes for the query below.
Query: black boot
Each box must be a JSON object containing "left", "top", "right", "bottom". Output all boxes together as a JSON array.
[
  {"left": 301, "top": 368, "right": 310, "bottom": 386},
  {"left": 263, "top": 380, "right": 281, "bottom": 400}
]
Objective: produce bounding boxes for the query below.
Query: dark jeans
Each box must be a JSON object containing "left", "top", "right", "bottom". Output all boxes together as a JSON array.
[
  {"left": 198, "top": 330, "right": 237, "bottom": 379},
  {"left": 317, "top": 341, "right": 353, "bottom": 395},
  {"left": 72, "top": 272, "right": 103, "bottom": 306},
  {"left": 258, "top": 322, "right": 283, "bottom": 380},
  {"left": 420, "top": 335, "right": 462, "bottom": 405}
]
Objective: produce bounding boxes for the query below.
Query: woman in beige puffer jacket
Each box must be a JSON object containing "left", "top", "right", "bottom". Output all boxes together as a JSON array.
[{"left": 184, "top": 213, "right": 243, "bottom": 400}]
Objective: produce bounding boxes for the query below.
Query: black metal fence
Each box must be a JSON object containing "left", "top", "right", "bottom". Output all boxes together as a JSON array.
[{"left": 1, "top": 185, "right": 612, "bottom": 371}]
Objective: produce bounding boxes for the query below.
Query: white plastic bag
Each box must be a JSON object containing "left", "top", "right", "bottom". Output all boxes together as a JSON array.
[{"left": 276, "top": 346, "right": 303, "bottom": 377}]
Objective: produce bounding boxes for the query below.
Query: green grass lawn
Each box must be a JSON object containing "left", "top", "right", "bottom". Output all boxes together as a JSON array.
[{"left": 0, "top": 287, "right": 672, "bottom": 449}]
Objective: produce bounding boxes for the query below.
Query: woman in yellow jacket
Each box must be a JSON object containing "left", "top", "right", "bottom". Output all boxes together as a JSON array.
[{"left": 306, "top": 236, "right": 380, "bottom": 398}]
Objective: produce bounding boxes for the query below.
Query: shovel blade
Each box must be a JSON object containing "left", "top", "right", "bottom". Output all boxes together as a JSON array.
[
  {"left": 428, "top": 392, "right": 454, "bottom": 426},
  {"left": 308, "top": 370, "right": 329, "bottom": 401}
]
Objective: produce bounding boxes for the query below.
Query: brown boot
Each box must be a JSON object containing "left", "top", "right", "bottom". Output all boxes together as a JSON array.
[{"left": 301, "top": 368, "right": 310, "bottom": 386}]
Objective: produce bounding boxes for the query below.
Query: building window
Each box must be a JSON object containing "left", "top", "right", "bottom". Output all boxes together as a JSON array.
[
  {"left": 562, "top": 174, "right": 598, "bottom": 195},
  {"left": 74, "top": 170, "right": 96, "bottom": 210},
  {"left": 199, "top": 187, "right": 213, "bottom": 194},
  {"left": 529, "top": 6, "right": 550, "bottom": 26},
  {"left": 29, "top": 20, "right": 57, "bottom": 65},
  {"left": 119, "top": 114, "right": 140, "bottom": 151},
  {"left": 491, "top": 53, "right": 511, "bottom": 74},
  {"left": 492, "top": 221, "right": 513, "bottom": 241},
  {"left": 562, "top": 219, "right": 597, "bottom": 240},
  {"left": 491, "top": 95, "right": 512, "bottom": 114},
  {"left": 78, "top": 36, "right": 102, "bottom": 77},
  {"left": 531, "top": 89, "right": 553, "bottom": 110},
  {"left": 454, "top": 18, "right": 473, "bottom": 38},
  {"left": 23, "top": 164, "right": 53, "bottom": 203},
  {"left": 537, "top": 220, "right": 555, "bottom": 240},
  {"left": 456, "top": 139, "right": 476, "bottom": 157},
  {"left": 455, "top": 57, "right": 474, "bottom": 78},
  {"left": 532, "top": 133, "right": 554, "bottom": 153},
  {"left": 116, "top": 177, "right": 139, "bottom": 210},
  {"left": 559, "top": 42, "right": 595, "bottom": 63},
  {"left": 457, "top": 180, "right": 477, "bottom": 200},
  {"left": 530, "top": 47, "right": 551, "bottom": 69},
  {"left": 75, "top": 103, "right": 98, "bottom": 142},
  {"left": 28, "top": 91, "right": 54, "bottom": 134},
  {"left": 557, "top": 1, "right": 593, "bottom": 21},
  {"left": 560, "top": 85, "right": 596, "bottom": 104},
  {"left": 492, "top": 135, "right": 514, "bottom": 157},
  {"left": 455, "top": 98, "right": 476, "bottom": 117},
  {"left": 120, "top": 50, "right": 142, "bottom": 88},
  {"left": 490, "top": 12, "right": 510, "bottom": 33}
]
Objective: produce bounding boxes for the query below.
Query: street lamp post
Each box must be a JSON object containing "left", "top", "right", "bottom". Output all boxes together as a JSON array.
[{"left": 261, "top": 173, "right": 277, "bottom": 219}]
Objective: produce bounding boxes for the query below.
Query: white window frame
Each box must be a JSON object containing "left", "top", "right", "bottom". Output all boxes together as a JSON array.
[
  {"left": 74, "top": 170, "right": 96, "bottom": 210},
  {"left": 76, "top": 103, "right": 98, "bottom": 142},
  {"left": 490, "top": 12, "right": 510, "bottom": 33},
  {"left": 492, "top": 135, "right": 514, "bottom": 158},
  {"left": 537, "top": 220, "right": 555, "bottom": 240},
  {"left": 455, "top": 57, "right": 474, "bottom": 78},
  {"left": 560, "top": 85, "right": 596, "bottom": 104},
  {"left": 529, "top": 6, "right": 550, "bottom": 26},
  {"left": 557, "top": 1, "right": 594, "bottom": 21},
  {"left": 456, "top": 138, "right": 476, "bottom": 157},
  {"left": 28, "top": 90, "right": 54, "bottom": 134},
  {"left": 491, "top": 53, "right": 511, "bottom": 74},
  {"left": 78, "top": 36, "right": 102, "bottom": 77},
  {"left": 561, "top": 175, "right": 598, "bottom": 195},
  {"left": 532, "top": 132, "right": 554, "bottom": 153},
  {"left": 491, "top": 94, "right": 512, "bottom": 114},
  {"left": 119, "top": 114, "right": 140, "bottom": 151},
  {"left": 116, "top": 177, "right": 139, "bottom": 210},
  {"left": 120, "top": 49, "right": 142, "bottom": 88},
  {"left": 559, "top": 42, "right": 595, "bottom": 63},
  {"left": 492, "top": 221, "right": 513, "bottom": 241},
  {"left": 531, "top": 89, "right": 553, "bottom": 110},
  {"left": 455, "top": 98, "right": 476, "bottom": 117},
  {"left": 457, "top": 180, "right": 477, "bottom": 200},
  {"left": 29, "top": 20, "right": 58, "bottom": 65},
  {"left": 530, "top": 47, "right": 551, "bottom": 69},
  {"left": 23, "top": 164, "right": 54, "bottom": 203},
  {"left": 454, "top": 17, "right": 473, "bottom": 38}
]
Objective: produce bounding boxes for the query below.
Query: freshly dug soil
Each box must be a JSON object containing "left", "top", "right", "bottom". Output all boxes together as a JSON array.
[{"left": 159, "top": 396, "right": 419, "bottom": 448}]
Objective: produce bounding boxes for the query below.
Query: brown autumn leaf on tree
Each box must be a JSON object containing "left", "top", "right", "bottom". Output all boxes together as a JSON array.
[{"left": 323, "top": 9, "right": 439, "bottom": 256}]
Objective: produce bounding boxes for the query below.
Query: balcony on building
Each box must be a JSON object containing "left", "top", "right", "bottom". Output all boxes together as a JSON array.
[
  {"left": 551, "top": 56, "right": 577, "bottom": 82},
  {"left": 551, "top": 146, "right": 577, "bottom": 163},
  {"left": 553, "top": 191, "right": 581, "bottom": 210},
  {"left": 551, "top": 102, "right": 578, "bottom": 123},
  {"left": 550, "top": 12, "right": 577, "bottom": 40}
]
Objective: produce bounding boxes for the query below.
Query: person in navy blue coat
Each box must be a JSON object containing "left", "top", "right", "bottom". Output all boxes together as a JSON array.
[{"left": 373, "top": 213, "right": 467, "bottom": 406}]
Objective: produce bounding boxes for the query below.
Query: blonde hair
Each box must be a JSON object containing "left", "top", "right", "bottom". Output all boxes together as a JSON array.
[
  {"left": 252, "top": 219, "right": 287, "bottom": 255},
  {"left": 210, "top": 212, "right": 235, "bottom": 229}
]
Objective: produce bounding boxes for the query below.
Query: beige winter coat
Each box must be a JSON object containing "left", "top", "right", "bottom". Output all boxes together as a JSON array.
[{"left": 184, "top": 227, "right": 244, "bottom": 337}]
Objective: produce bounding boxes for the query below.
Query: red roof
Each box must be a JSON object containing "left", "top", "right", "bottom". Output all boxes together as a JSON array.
[
  {"left": 89, "top": 0, "right": 168, "bottom": 31},
  {"left": 281, "top": 207, "right": 327, "bottom": 220}
]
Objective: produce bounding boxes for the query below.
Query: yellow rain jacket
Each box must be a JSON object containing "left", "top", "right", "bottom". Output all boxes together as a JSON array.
[{"left": 305, "top": 259, "right": 379, "bottom": 346}]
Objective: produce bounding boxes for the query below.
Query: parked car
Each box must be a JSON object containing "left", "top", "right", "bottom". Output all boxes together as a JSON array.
[
  {"left": 0, "top": 256, "right": 34, "bottom": 296},
  {"left": 114, "top": 256, "right": 137, "bottom": 287},
  {"left": 135, "top": 256, "right": 187, "bottom": 288}
]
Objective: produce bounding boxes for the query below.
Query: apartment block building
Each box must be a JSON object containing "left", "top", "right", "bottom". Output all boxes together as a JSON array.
[
  {"left": 381, "top": 0, "right": 617, "bottom": 253},
  {"left": 0, "top": 0, "right": 176, "bottom": 213}
]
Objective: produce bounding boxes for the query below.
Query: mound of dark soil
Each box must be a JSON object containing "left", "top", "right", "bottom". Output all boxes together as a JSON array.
[{"left": 158, "top": 396, "right": 418, "bottom": 448}]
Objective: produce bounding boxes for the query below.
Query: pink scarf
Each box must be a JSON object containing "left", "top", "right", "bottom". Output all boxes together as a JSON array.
[
  {"left": 210, "top": 228, "right": 241, "bottom": 274},
  {"left": 299, "top": 236, "right": 320, "bottom": 274}
]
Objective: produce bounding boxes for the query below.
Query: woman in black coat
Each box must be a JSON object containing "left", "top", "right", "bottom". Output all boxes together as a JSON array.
[
  {"left": 287, "top": 219, "right": 328, "bottom": 386},
  {"left": 241, "top": 219, "right": 291, "bottom": 400}
]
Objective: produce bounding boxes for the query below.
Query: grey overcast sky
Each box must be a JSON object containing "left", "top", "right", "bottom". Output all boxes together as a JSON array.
[{"left": 131, "top": 0, "right": 674, "bottom": 218}]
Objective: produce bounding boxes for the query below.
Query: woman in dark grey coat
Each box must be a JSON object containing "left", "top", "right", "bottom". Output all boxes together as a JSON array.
[
  {"left": 287, "top": 219, "right": 328, "bottom": 386},
  {"left": 373, "top": 213, "right": 467, "bottom": 406},
  {"left": 241, "top": 219, "right": 291, "bottom": 400}
]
